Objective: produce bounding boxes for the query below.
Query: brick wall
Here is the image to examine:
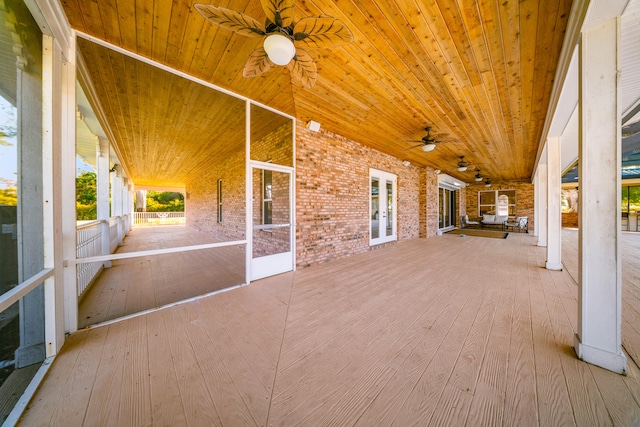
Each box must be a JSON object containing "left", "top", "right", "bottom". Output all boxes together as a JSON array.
[
  {"left": 250, "top": 123, "right": 293, "bottom": 256},
  {"left": 186, "top": 121, "right": 444, "bottom": 269},
  {"left": 186, "top": 148, "right": 246, "bottom": 241},
  {"left": 186, "top": 122, "right": 293, "bottom": 248},
  {"left": 464, "top": 180, "right": 535, "bottom": 231},
  {"left": 424, "top": 169, "right": 439, "bottom": 237},
  {"left": 563, "top": 211, "right": 578, "bottom": 227},
  {"left": 296, "top": 123, "right": 422, "bottom": 267}
]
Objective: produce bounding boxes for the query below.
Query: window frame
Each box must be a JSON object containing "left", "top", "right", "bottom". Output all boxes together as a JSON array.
[
  {"left": 478, "top": 189, "right": 517, "bottom": 217},
  {"left": 217, "top": 179, "right": 223, "bottom": 223}
]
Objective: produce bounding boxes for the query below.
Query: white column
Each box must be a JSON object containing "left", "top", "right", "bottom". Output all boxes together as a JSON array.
[
  {"left": 546, "top": 136, "right": 562, "bottom": 270},
  {"left": 537, "top": 149, "right": 548, "bottom": 247},
  {"left": 574, "top": 17, "right": 626, "bottom": 374},
  {"left": 111, "top": 169, "right": 123, "bottom": 245},
  {"left": 96, "top": 139, "right": 111, "bottom": 267},
  {"left": 533, "top": 170, "right": 540, "bottom": 237},
  {"left": 58, "top": 36, "right": 78, "bottom": 337}
]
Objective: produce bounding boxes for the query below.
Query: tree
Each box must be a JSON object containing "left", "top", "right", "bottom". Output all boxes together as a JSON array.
[
  {"left": 76, "top": 171, "right": 97, "bottom": 220},
  {"left": 76, "top": 171, "right": 96, "bottom": 205},
  {"left": 0, "top": 187, "right": 17, "bottom": 205},
  {"left": 146, "top": 191, "right": 184, "bottom": 212}
]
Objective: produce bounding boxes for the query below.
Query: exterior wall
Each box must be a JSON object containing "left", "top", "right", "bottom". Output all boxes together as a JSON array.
[
  {"left": 456, "top": 186, "right": 467, "bottom": 225},
  {"left": 250, "top": 122, "right": 293, "bottom": 166},
  {"left": 563, "top": 211, "right": 579, "bottom": 227},
  {"left": 186, "top": 121, "right": 440, "bottom": 268},
  {"left": 296, "top": 123, "right": 422, "bottom": 268},
  {"left": 250, "top": 122, "right": 294, "bottom": 257},
  {"left": 465, "top": 180, "right": 535, "bottom": 231},
  {"left": 186, "top": 148, "right": 246, "bottom": 242},
  {"left": 424, "top": 169, "right": 439, "bottom": 237}
]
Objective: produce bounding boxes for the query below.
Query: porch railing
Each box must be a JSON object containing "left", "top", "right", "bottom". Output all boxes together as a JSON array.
[
  {"left": 76, "top": 220, "right": 104, "bottom": 297},
  {"left": 76, "top": 214, "right": 131, "bottom": 299},
  {"left": 133, "top": 211, "right": 185, "bottom": 226}
]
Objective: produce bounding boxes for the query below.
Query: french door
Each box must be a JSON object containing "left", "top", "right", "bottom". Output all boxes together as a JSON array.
[
  {"left": 439, "top": 187, "right": 457, "bottom": 230},
  {"left": 250, "top": 163, "right": 294, "bottom": 281},
  {"left": 370, "top": 169, "right": 397, "bottom": 245}
]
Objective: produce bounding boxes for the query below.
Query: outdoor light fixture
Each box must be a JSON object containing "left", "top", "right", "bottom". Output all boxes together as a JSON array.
[
  {"left": 306, "top": 120, "right": 321, "bottom": 132},
  {"left": 263, "top": 34, "right": 296, "bottom": 66},
  {"left": 421, "top": 143, "right": 436, "bottom": 152}
]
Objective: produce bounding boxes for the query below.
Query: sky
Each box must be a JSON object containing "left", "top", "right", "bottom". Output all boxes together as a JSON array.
[{"left": 0, "top": 95, "right": 17, "bottom": 189}]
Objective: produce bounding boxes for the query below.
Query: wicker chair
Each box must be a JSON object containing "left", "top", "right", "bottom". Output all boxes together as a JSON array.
[
  {"left": 460, "top": 214, "right": 479, "bottom": 228},
  {"left": 504, "top": 216, "right": 528, "bottom": 233}
]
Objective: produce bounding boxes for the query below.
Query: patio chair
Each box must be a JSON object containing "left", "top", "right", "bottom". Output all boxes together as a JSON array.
[
  {"left": 504, "top": 216, "right": 528, "bottom": 233},
  {"left": 461, "top": 214, "right": 479, "bottom": 228}
]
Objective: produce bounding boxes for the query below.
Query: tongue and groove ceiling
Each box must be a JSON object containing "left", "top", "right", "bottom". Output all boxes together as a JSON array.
[{"left": 63, "top": 0, "right": 573, "bottom": 186}]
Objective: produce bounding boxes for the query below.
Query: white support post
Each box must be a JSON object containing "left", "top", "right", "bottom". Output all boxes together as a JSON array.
[
  {"left": 112, "top": 171, "right": 123, "bottom": 245},
  {"left": 537, "top": 149, "right": 548, "bottom": 247},
  {"left": 574, "top": 17, "right": 626, "bottom": 374},
  {"left": 546, "top": 137, "right": 562, "bottom": 270},
  {"left": 60, "top": 35, "right": 77, "bottom": 337},
  {"left": 42, "top": 35, "right": 57, "bottom": 353},
  {"left": 97, "top": 138, "right": 111, "bottom": 268},
  {"left": 533, "top": 170, "right": 540, "bottom": 237}
]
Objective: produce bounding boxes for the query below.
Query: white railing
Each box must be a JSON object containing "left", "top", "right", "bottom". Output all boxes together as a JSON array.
[
  {"left": 109, "top": 217, "right": 119, "bottom": 253},
  {"left": 76, "top": 215, "right": 131, "bottom": 298},
  {"left": 133, "top": 211, "right": 185, "bottom": 226},
  {"left": 76, "top": 220, "right": 104, "bottom": 297}
]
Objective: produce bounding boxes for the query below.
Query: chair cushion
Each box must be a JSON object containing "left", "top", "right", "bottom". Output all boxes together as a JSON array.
[
  {"left": 483, "top": 214, "right": 495, "bottom": 222},
  {"left": 495, "top": 215, "right": 508, "bottom": 223}
]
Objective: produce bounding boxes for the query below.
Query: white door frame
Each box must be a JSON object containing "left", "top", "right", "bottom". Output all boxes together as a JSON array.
[
  {"left": 248, "top": 161, "right": 295, "bottom": 281},
  {"left": 369, "top": 168, "right": 397, "bottom": 246},
  {"left": 438, "top": 180, "right": 459, "bottom": 232}
]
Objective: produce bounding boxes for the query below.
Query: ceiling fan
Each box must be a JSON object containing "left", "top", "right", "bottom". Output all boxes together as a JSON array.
[
  {"left": 404, "top": 127, "right": 443, "bottom": 152},
  {"left": 457, "top": 156, "right": 469, "bottom": 171},
  {"left": 194, "top": 0, "right": 354, "bottom": 88}
]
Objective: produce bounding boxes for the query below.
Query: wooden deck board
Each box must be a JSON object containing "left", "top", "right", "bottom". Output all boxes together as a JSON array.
[
  {"left": 145, "top": 310, "right": 188, "bottom": 426},
  {"left": 78, "top": 226, "right": 245, "bottom": 327},
  {"left": 465, "top": 286, "right": 515, "bottom": 426},
  {"left": 19, "top": 231, "right": 640, "bottom": 426}
]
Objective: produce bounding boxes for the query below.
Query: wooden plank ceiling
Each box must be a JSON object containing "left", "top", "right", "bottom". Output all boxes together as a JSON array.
[{"left": 63, "top": 0, "right": 573, "bottom": 186}]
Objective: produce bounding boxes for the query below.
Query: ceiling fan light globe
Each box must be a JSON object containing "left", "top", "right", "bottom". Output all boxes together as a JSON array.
[
  {"left": 458, "top": 166, "right": 467, "bottom": 172},
  {"left": 263, "top": 34, "right": 296, "bottom": 66},
  {"left": 421, "top": 143, "right": 436, "bottom": 152},
  {"left": 475, "top": 176, "right": 482, "bottom": 181}
]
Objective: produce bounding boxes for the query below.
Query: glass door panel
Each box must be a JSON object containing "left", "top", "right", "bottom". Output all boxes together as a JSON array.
[
  {"left": 251, "top": 166, "right": 293, "bottom": 280},
  {"left": 439, "top": 188, "right": 446, "bottom": 228},
  {"left": 439, "top": 187, "right": 457, "bottom": 230},
  {"left": 386, "top": 180, "right": 394, "bottom": 237},
  {"left": 370, "top": 169, "right": 396, "bottom": 245},
  {"left": 371, "top": 178, "right": 379, "bottom": 239}
]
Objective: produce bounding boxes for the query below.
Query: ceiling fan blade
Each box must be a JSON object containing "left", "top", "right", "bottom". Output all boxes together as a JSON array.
[
  {"left": 293, "top": 16, "right": 354, "bottom": 49},
  {"left": 194, "top": 4, "right": 265, "bottom": 37},
  {"left": 243, "top": 48, "right": 274, "bottom": 78},
  {"left": 287, "top": 48, "right": 317, "bottom": 88},
  {"left": 402, "top": 144, "right": 424, "bottom": 151},
  {"left": 260, "top": 0, "right": 294, "bottom": 28}
]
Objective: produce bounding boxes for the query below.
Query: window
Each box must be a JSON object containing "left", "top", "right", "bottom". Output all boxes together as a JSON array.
[
  {"left": 217, "top": 179, "right": 222, "bottom": 223},
  {"left": 262, "top": 170, "right": 272, "bottom": 230},
  {"left": 0, "top": 0, "right": 46, "bottom": 420},
  {"left": 478, "top": 189, "right": 516, "bottom": 216}
]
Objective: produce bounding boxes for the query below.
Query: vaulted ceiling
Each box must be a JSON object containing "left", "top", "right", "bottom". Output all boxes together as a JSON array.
[{"left": 63, "top": 0, "right": 573, "bottom": 185}]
